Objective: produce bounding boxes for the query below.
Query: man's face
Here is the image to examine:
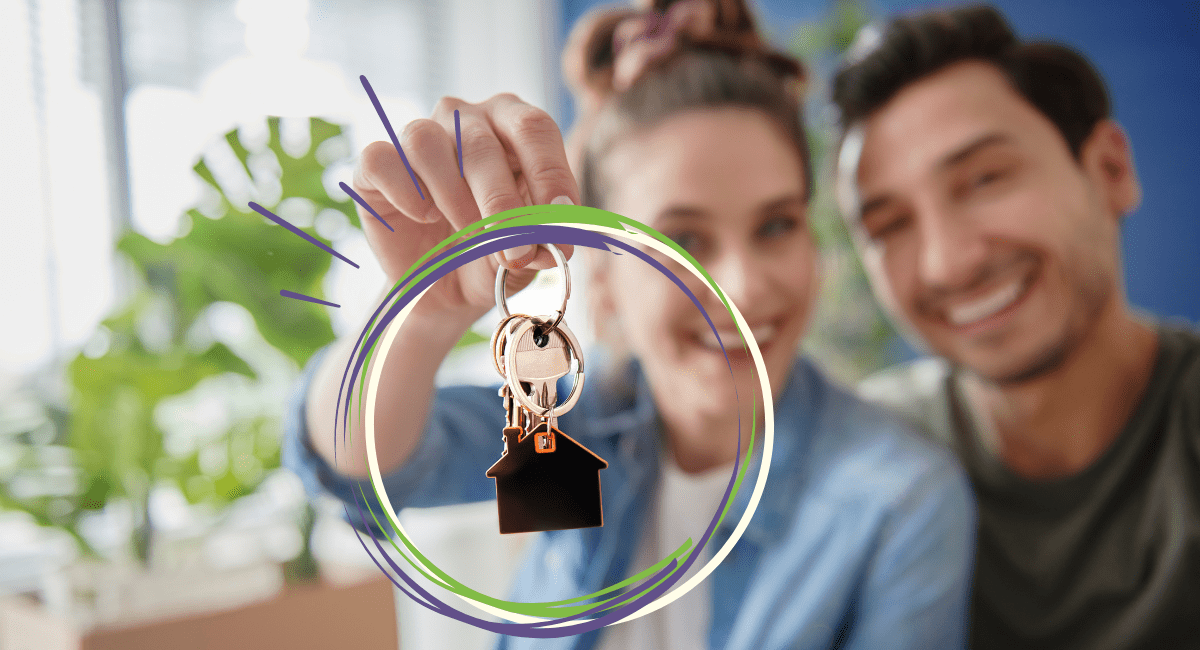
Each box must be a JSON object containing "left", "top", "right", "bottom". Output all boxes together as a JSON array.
[{"left": 839, "top": 60, "right": 1139, "bottom": 383}]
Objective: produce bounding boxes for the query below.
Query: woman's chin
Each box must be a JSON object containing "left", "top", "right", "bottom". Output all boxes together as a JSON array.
[
  {"left": 674, "top": 366, "right": 766, "bottom": 414},
  {"left": 690, "top": 340, "right": 784, "bottom": 385}
]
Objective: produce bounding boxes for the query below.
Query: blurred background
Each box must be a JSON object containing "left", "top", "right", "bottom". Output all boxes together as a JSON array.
[{"left": 0, "top": 0, "right": 1195, "bottom": 648}]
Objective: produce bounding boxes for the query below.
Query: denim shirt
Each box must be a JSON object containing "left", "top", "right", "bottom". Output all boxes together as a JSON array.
[{"left": 283, "top": 354, "right": 976, "bottom": 650}]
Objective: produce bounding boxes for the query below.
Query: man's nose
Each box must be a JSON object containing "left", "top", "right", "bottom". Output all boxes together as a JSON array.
[{"left": 917, "top": 201, "right": 988, "bottom": 291}]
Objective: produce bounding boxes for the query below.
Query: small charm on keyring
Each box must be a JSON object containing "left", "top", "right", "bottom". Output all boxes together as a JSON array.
[{"left": 485, "top": 243, "right": 608, "bottom": 534}]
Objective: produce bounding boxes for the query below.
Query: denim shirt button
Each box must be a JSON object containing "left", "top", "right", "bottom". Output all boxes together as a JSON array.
[{"left": 545, "top": 549, "right": 563, "bottom": 571}]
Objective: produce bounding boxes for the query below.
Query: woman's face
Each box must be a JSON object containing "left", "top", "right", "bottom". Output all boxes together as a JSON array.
[{"left": 595, "top": 108, "right": 817, "bottom": 415}]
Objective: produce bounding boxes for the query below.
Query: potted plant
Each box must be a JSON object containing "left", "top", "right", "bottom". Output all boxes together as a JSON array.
[{"left": 0, "top": 117, "right": 399, "bottom": 642}]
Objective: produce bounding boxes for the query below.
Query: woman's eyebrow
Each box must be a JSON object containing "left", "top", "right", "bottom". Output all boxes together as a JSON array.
[
  {"left": 756, "top": 193, "right": 807, "bottom": 215},
  {"left": 656, "top": 205, "right": 710, "bottom": 220},
  {"left": 654, "top": 193, "right": 806, "bottom": 223}
]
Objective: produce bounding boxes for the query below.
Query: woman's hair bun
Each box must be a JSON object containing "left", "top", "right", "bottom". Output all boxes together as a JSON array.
[
  {"left": 563, "top": 0, "right": 805, "bottom": 104},
  {"left": 562, "top": 7, "right": 638, "bottom": 102}
]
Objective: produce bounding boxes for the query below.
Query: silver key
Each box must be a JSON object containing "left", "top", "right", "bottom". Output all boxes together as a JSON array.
[
  {"left": 497, "top": 383, "right": 526, "bottom": 452},
  {"left": 507, "top": 324, "right": 571, "bottom": 417},
  {"left": 498, "top": 384, "right": 519, "bottom": 430}
]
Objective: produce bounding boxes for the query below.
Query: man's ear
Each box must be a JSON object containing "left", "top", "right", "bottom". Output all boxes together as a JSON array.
[{"left": 1081, "top": 119, "right": 1141, "bottom": 219}]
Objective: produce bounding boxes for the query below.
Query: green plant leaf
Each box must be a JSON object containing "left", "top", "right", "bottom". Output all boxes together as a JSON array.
[{"left": 14, "top": 116, "right": 362, "bottom": 562}]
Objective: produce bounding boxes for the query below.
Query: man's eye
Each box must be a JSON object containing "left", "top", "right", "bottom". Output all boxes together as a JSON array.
[
  {"left": 866, "top": 214, "right": 912, "bottom": 241},
  {"left": 757, "top": 216, "right": 798, "bottom": 240},
  {"left": 974, "top": 170, "right": 1003, "bottom": 187},
  {"left": 961, "top": 164, "right": 1016, "bottom": 197}
]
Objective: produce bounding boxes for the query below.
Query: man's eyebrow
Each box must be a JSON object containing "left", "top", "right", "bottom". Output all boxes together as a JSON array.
[
  {"left": 939, "top": 131, "right": 1014, "bottom": 170},
  {"left": 852, "top": 133, "right": 1015, "bottom": 223}
]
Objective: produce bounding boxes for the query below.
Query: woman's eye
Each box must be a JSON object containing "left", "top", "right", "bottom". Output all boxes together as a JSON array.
[
  {"left": 668, "top": 231, "right": 704, "bottom": 254},
  {"left": 757, "top": 216, "right": 798, "bottom": 240}
]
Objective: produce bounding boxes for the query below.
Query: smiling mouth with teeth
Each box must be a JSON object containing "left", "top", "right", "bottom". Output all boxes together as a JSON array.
[
  {"left": 696, "top": 323, "right": 780, "bottom": 353},
  {"left": 944, "top": 278, "right": 1030, "bottom": 327}
]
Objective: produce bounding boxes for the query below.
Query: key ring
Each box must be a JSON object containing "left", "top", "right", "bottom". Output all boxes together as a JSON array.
[
  {"left": 491, "top": 312, "right": 530, "bottom": 377},
  {"left": 494, "top": 243, "right": 571, "bottom": 331},
  {"left": 505, "top": 317, "right": 586, "bottom": 419}
]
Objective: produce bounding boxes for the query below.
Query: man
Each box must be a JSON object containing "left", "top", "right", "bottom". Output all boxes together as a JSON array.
[{"left": 832, "top": 5, "right": 1200, "bottom": 649}]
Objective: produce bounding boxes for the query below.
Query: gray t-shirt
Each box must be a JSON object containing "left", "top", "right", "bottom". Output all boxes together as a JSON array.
[{"left": 859, "top": 325, "right": 1200, "bottom": 649}]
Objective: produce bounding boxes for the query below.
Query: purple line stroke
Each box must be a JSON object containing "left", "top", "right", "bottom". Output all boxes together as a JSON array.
[
  {"left": 335, "top": 226, "right": 727, "bottom": 636},
  {"left": 359, "top": 75, "right": 425, "bottom": 201},
  {"left": 249, "top": 202, "right": 360, "bottom": 268},
  {"left": 340, "top": 182, "right": 394, "bottom": 232},
  {"left": 280, "top": 289, "right": 340, "bottom": 308},
  {"left": 454, "top": 109, "right": 463, "bottom": 177}
]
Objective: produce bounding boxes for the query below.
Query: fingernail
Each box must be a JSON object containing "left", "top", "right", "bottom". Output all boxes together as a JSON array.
[
  {"left": 551, "top": 195, "right": 573, "bottom": 206},
  {"left": 502, "top": 244, "right": 538, "bottom": 269},
  {"left": 421, "top": 204, "right": 444, "bottom": 224}
]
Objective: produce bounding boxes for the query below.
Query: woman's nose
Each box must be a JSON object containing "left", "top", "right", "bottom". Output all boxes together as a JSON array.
[{"left": 707, "top": 247, "right": 771, "bottom": 313}]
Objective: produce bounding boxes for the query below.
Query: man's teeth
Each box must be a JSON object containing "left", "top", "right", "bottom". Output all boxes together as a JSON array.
[
  {"left": 947, "top": 281, "right": 1024, "bottom": 326},
  {"left": 698, "top": 324, "right": 777, "bottom": 350}
]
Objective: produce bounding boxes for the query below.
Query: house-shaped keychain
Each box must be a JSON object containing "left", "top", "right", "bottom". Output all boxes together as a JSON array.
[{"left": 486, "top": 423, "right": 608, "bottom": 534}]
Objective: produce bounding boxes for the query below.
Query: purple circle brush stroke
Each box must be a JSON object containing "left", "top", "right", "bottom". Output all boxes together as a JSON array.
[{"left": 338, "top": 224, "right": 750, "bottom": 636}]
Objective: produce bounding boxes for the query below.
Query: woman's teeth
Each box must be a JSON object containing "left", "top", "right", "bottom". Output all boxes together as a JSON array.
[
  {"left": 946, "top": 280, "right": 1024, "bottom": 326},
  {"left": 697, "top": 324, "right": 777, "bottom": 351}
]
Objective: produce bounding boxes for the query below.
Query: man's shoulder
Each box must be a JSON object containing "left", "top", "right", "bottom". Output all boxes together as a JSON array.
[
  {"left": 1159, "top": 322, "right": 1200, "bottom": 381},
  {"left": 1157, "top": 323, "right": 1200, "bottom": 435},
  {"left": 855, "top": 357, "right": 957, "bottom": 448}
]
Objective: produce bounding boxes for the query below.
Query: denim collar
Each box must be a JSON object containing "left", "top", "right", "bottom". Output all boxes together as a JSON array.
[{"left": 575, "top": 355, "right": 823, "bottom": 549}]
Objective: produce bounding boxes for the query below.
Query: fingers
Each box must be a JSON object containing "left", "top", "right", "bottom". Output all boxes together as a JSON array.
[
  {"left": 356, "top": 95, "right": 580, "bottom": 273},
  {"left": 434, "top": 97, "right": 543, "bottom": 269},
  {"left": 435, "top": 101, "right": 526, "bottom": 225},
  {"left": 355, "top": 119, "right": 522, "bottom": 268},
  {"left": 353, "top": 140, "right": 439, "bottom": 226},
  {"left": 475, "top": 95, "right": 579, "bottom": 270},
  {"left": 482, "top": 94, "right": 580, "bottom": 208},
  {"left": 397, "top": 118, "right": 482, "bottom": 234}
]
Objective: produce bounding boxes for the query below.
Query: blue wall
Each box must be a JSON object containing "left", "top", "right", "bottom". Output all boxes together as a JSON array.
[{"left": 558, "top": 0, "right": 1200, "bottom": 323}]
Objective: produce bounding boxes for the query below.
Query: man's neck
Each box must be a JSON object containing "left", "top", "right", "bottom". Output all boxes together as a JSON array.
[{"left": 959, "top": 308, "right": 1159, "bottom": 480}]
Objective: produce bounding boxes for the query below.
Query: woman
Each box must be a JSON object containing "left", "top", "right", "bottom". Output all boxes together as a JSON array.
[{"left": 284, "top": 1, "right": 975, "bottom": 648}]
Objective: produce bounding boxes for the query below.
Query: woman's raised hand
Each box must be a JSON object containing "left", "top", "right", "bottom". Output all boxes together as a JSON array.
[
  {"left": 306, "top": 94, "right": 580, "bottom": 478},
  {"left": 350, "top": 93, "right": 578, "bottom": 322}
]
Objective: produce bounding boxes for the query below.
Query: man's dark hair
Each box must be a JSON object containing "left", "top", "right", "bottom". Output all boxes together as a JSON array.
[{"left": 832, "top": 4, "right": 1110, "bottom": 158}]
